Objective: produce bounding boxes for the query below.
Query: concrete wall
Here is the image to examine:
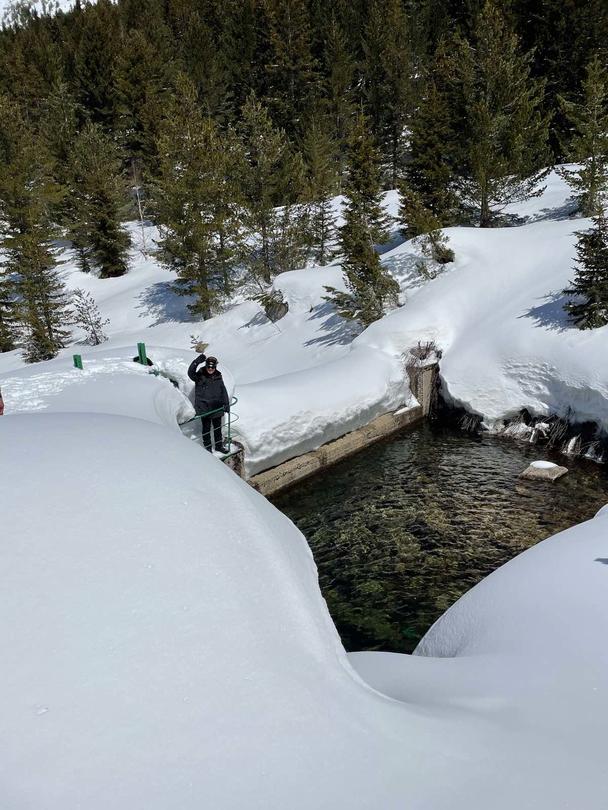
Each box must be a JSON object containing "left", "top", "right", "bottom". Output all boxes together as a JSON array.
[{"left": 249, "top": 403, "right": 424, "bottom": 497}]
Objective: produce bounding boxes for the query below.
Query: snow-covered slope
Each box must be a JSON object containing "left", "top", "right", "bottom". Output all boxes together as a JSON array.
[
  {"left": 1, "top": 170, "right": 606, "bottom": 475},
  {"left": 3, "top": 180, "right": 608, "bottom": 806},
  {"left": 2, "top": 396, "right": 608, "bottom": 808},
  {"left": 360, "top": 192, "right": 608, "bottom": 430}
]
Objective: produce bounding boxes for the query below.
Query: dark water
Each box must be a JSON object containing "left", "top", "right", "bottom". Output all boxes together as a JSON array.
[{"left": 272, "top": 424, "right": 608, "bottom": 653}]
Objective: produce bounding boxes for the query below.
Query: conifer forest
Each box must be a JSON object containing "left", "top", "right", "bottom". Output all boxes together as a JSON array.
[{"left": 0, "top": 0, "right": 607, "bottom": 359}]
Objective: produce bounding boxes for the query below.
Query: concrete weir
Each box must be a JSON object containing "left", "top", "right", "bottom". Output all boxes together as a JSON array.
[{"left": 247, "top": 361, "right": 439, "bottom": 498}]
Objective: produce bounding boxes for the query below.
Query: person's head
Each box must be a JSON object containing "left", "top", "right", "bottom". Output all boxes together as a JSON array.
[{"left": 205, "top": 356, "right": 218, "bottom": 373}]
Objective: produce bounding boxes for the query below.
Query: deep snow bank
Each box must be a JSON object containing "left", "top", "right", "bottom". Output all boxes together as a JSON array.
[
  {"left": 360, "top": 173, "right": 608, "bottom": 432},
  {"left": 2, "top": 405, "right": 608, "bottom": 808}
]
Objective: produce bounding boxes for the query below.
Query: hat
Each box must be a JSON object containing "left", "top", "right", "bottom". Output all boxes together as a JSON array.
[{"left": 205, "top": 356, "right": 218, "bottom": 366}]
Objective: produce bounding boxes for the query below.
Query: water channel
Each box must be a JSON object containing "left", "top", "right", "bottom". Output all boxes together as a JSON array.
[{"left": 272, "top": 423, "right": 608, "bottom": 654}]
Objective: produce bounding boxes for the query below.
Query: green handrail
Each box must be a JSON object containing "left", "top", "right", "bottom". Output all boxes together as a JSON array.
[{"left": 180, "top": 396, "right": 240, "bottom": 455}]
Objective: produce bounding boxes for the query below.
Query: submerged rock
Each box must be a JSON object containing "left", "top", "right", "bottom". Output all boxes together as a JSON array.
[{"left": 520, "top": 460, "right": 568, "bottom": 481}]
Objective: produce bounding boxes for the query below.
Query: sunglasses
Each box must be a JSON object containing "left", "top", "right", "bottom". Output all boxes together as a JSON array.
[{"left": 206, "top": 362, "right": 217, "bottom": 368}]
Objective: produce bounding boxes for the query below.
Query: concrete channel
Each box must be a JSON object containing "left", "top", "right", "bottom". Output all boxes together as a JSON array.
[{"left": 244, "top": 361, "right": 439, "bottom": 498}]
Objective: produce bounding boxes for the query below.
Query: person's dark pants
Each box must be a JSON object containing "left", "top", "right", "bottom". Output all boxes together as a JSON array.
[{"left": 202, "top": 415, "right": 223, "bottom": 450}]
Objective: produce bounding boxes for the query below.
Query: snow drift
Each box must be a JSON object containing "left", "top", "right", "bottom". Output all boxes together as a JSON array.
[{"left": 2, "top": 403, "right": 608, "bottom": 808}]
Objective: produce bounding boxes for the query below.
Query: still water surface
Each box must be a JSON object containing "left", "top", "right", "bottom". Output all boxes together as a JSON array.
[{"left": 273, "top": 424, "right": 608, "bottom": 653}]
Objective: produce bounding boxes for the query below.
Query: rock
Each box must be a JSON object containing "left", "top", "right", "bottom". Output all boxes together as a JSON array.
[{"left": 520, "top": 461, "right": 568, "bottom": 481}]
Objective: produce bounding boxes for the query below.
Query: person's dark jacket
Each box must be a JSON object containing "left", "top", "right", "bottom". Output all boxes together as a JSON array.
[{"left": 187, "top": 354, "right": 230, "bottom": 416}]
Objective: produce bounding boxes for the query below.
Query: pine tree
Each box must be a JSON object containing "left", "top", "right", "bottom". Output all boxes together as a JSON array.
[
  {"left": 399, "top": 183, "right": 454, "bottom": 264},
  {"left": 342, "top": 112, "right": 390, "bottom": 245},
  {"left": 65, "top": 123, "right": 131, "bottom": 278},
  {"left": 115, "top": 27, "right": 175, "bottom": 169},
  {"left": 326, "top": 113, "right": 398, "bottom": 326},
  {"left": 559, "top": 54, "right": 608, "bottom": 217},
  {"left": 405, "top": 39, "right": 460, "bottom": 223},
  {"left": 321, "top": 15, "right": 356, "bottom": 184},
  {"left": 362, "top": 0, "right": 414, "bottom": 186},
  {"left": 70, "top": 0, "right": 121, "bottom": 128},
  {"left": 0, "top": 272, "right": 17, "bottom": 352},
  {"left": 302, "top": 117, "right": 338, "bottom": 265},
  {"left": 564, "top": 211, "right": 608, "bottom": 329},
  {"left": 239, "top": 92, "right": 306, "bottom": 285},
  {"left": 455, "top": 0, "right": 550, "bottom": 227},
  {"left": 262, "top": 0, "right": 319, "bottom": 136},
  {"left": 71, "top": 288, "right": 109, "bottom": 344},
  {"left": 13, "top": 232, "right": 72, "bottom": 362},
  {"left": 0, "top": 93, "right": 71, "bottom": 362},
  {"left": 152, "top": 76, "right": 243, "bottom": 318},
  {"left": 40, "top": 82, "right": 80, "bottom": 188}
]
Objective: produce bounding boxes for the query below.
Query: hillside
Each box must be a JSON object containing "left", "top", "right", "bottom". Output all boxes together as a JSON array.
[{"left": 2, "top": 170, "right": 606, "bottom": 473}]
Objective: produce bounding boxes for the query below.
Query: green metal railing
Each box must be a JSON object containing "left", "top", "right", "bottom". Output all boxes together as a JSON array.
[{"left": 180, "top": 396, "right": 240, "bottom": 457}]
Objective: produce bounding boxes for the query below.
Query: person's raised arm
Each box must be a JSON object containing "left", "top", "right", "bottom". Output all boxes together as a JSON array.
[{"left": 187, "top": 354, "right": 206, "bottom": 382}]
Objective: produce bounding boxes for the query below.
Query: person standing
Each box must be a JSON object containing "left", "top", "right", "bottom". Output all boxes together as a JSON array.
[
  {"left": 0, "top": 386, "right": 4, "bottom": 415},
  {"left": 187, "top": 354, "right": 230, "bottom": 453}
]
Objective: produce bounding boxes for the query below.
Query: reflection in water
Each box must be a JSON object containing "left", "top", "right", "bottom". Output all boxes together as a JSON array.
[{"left": 273, "top": 424, "right": 608, "bottom": 653}]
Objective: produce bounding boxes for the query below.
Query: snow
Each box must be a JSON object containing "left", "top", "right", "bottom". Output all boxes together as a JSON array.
[
  {"left": 2, "top": 402, "right": 608, "bottom": 807},
  {"left": 358, "top": 169, "right": 608, "bottom": 434},
  {"left": 3, "top": 171, "right": 608, "bottom": 804},
  {"left": 2, "top": 168, "right": 608, "bottom": 475},
  {"left": 530, "top": 460, "right": 558, "bottom": 469}
]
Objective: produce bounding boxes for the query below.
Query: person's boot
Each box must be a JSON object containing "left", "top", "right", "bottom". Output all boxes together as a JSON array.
[{"left": 216, "top": 443, "right": 230, "bottom": 454}]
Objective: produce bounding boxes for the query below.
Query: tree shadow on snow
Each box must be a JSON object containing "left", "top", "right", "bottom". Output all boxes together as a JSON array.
[
  {"left": 137, "top": 282, "right": 198, "bottom": 325},
  {"left": 520, "top": 291, "right": 572, "bottom": 333},
  {"left": 304, "top": 301, "right": 360, "bottom": 347},
  {"left": 502, "top": 199, "right": 579, "bottom": 226},
  {"left": 240, "top": 310, "right": 270, "bottom": 329}
]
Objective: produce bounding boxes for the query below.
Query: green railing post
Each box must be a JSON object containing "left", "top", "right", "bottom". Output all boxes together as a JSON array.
[
  {"left": 137, "top": 342, "right": 148, "bottom": 366},
  {"left": 73, "top": 354, "right": 83, "bottom": 370}
]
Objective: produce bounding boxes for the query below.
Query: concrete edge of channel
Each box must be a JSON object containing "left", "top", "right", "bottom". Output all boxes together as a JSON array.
[{"left": 248, "top": 403, "right": 424, "bottom": 497}]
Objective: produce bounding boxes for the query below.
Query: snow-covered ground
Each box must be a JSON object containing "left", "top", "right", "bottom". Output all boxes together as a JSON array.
[
  {"left": 2, "top": 171, "right": 605, "bottom": 474},
  {"left": 3, "top": 172, "right": 608, "bottom": 806},
  {"left": 2, "top": 401, "right": 608, "bottom": 808}
]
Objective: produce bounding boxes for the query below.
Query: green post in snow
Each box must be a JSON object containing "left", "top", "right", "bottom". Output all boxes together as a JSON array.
[
  {"left": 137, "top": 342, "right": 148, "bottom": 366},
  {"left": 73, "top": 354, "right": 83, "bottom": 370}
]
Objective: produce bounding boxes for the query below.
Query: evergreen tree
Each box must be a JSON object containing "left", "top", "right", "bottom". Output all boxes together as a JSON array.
[
  {"left": 70, "top": 0, "right": 120, "bottom": 128},
  {"left": 321, "top": 15, "right": 356, "bottom": 184},
  {"left": 13, "top": 232, "right": 72, "bottom": 362},
  {"left": 362, "top": 0, "right": 414, "bottom": 186},
  {"left": 302, "top": 117, "right": 338, "bottom": 265},
  {"left": 153, "top": 76, "right": 243, "bottom": 318},
  {"left": 564, "top": 211, "right": 608, "bottom": 329},
  {"left": 0, "top": 273, "right": 17, "bottom": 352},
  {"left": 0, "top": 93, "right": 71, "bottom": 361},
  {"left": 455, "top": 0, "right": 550, "bottom": 226},
  {"left": 262, "top": 0, "right": 319, "bottom": 136},
  {"left": 115, "top": 27, "right": 174, "bottom": 169},
  {"left": 239, "top": 92, "right": 306, "bottom": 285},
  {"left": 41, "top": 81, "right": 79, "bottom": 187},
  {"left": 65, "top": 123, "right": 131, "bottom": 277},
  {"left": 399, "top": 183, "right": 454, "bottom": 264},
  {"left": 326, "top": 113, "right": 398, "bottom": 326},
  {"left": 342, "top": 112, "right": 390, "bottom": 245},
  {"left": 405, "top": 39, "right": 460, "bottom": 222},
  {"left": 559, "top": 54, "right": 608, "bottom": 217},
  {"left": 71, "top": 287, "right": 109, "bottom": 344}
]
